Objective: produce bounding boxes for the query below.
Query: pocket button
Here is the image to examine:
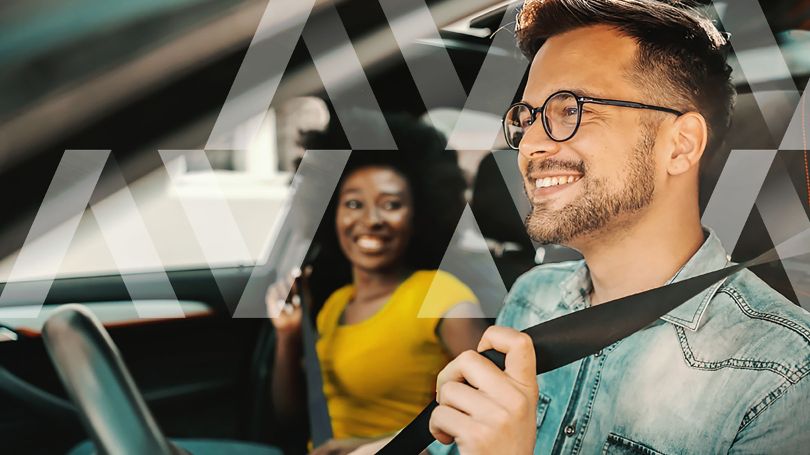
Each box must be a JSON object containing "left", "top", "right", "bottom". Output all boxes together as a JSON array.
[{"left": 564, "top": 423, "right": 576, "bottom": 437}]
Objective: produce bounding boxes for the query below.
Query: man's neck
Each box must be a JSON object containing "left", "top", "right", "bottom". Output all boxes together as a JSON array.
[{"left": 576, "top": 213, "right": 705, "bottom": 306}]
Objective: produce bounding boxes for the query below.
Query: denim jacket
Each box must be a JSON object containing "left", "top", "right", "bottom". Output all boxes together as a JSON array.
[{"left": 430, "top": 230, "right": 810, "bottom": 454}]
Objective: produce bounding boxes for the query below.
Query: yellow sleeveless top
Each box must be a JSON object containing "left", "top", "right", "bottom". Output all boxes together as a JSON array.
[{"left": 315, "top": 270, "right": 477, "bottom": 439}]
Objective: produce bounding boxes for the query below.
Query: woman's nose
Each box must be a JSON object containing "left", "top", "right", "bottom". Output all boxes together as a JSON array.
[{"left": 362, "top": 206, "right": 384, "bottom": 227}]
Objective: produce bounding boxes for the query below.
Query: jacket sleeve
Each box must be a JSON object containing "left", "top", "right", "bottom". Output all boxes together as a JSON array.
[{"left": 728, "top": 375, "right": 810, "bottom": 454}]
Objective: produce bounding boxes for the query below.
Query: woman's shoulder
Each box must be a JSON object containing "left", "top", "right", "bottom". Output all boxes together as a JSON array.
[
  {"left": 407, "top": 269, "right": 471, "bottom": 292},
  {"left": 404, "top": 270, "right": 478, "bottom": 319},
  {"left": 324, "top": 283, "right": 354, "bottom": 306}
]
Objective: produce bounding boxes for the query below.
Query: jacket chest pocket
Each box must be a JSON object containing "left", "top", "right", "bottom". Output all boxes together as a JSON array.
[
  {"left": 535, "top": 393, "right": 552, "bottom": 428},
  {"left": 601, "top": 433, "right": 666, "bottom": 455}
]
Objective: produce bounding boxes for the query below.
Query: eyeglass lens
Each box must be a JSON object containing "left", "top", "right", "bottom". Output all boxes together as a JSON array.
[{"left": 504, "top": 92, "right": 580, "bottom": 148}]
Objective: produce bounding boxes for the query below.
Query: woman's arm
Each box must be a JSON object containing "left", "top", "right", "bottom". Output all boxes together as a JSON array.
[
  {"left": 312, "top": 435, "right": 395, "bottom": 455},
  {"left": 267, "top": 274, "right": 308, "bottom": 428},
  {"left": 270, "top": 328, "right": 308, "bottom": 428},
  {"left": 436, "top": 302, "right": 489, "bottom": 357},
  {"left": 343, "top": 435, "right": 397, "bottom": 455}
]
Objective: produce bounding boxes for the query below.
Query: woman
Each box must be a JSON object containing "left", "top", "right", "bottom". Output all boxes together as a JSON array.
[{"left": 267, "top": 115, "right": 487, "bottom": 455}]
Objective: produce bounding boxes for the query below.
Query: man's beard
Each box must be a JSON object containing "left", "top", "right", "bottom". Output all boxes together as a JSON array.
[{"left": 524, "top": 127, "right": 657, "bottom": 245}]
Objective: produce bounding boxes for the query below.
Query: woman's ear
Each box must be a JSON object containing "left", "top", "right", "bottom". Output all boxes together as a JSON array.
[{"left": 667, "top": 112, "right": 708, "bottom": 176}]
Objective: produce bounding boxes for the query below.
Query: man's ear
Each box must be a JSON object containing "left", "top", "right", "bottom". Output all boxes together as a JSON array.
[{"left": 667, "top": 112, "right": 707, "bottom": 176}]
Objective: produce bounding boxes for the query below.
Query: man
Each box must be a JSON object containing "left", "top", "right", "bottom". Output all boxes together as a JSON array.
[{"left": 425, "top": 0, "right": 810, "bottom": 453}]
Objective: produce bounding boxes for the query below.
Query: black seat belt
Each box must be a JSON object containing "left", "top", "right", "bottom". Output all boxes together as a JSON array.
[
  {"left": 299, "top": 282, "right": 333, "bottom": 447},
  {"left": 378, "top": 244, "right": 802, "bottom": 454}
]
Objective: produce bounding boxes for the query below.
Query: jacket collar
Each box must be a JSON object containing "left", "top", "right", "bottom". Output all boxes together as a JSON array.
[
  {"left": 659, "top": 228, "right": 731, "bottom": 331},
  {"left": 557, "top": 228, "right": 730, "bottom": 331}
]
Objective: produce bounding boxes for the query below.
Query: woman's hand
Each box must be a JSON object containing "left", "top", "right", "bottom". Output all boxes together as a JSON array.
[
  {"left": 265, "top": 266, "right": 312, "bottom": 335},
  {"left": 267, "top": 266, "right": 313, "bottom": 428},
  {"left": 346, "top": 436, "right": 396, "bottom": 455}
]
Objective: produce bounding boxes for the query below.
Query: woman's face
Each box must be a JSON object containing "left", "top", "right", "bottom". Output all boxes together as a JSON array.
[{"left": 336, "top": 166, "right": 414, "bottom": 274}]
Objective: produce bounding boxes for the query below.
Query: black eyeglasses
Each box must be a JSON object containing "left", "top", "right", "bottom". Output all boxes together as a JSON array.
[{"left": 502, "top": 90, "right": 684, "bottom": 149}]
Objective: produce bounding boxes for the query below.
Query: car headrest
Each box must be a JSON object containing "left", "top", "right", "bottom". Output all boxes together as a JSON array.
[{"left": 471, "top": 152, "right": 534, "bottom": 249}]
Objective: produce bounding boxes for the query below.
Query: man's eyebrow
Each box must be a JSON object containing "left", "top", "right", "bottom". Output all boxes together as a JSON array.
[
  {"left": 567, "top": 87, "right": 609, "bottom": 99},
  {"left": 523, "top": 87, "right": 609, "bottom": 105}
]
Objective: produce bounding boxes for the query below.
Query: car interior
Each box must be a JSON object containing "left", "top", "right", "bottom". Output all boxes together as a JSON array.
[{"left": 0, "top": 0, "right": 808, "bottom": 453}]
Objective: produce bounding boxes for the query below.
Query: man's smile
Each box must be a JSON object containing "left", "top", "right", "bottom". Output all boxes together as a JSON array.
[{"left": 528, "top": 172, "right": 583, "bottom": 200}]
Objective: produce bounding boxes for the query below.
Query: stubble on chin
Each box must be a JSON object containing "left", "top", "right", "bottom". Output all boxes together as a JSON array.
[{"left": 523, "top": 127, "right": 657, "bottom": 245}]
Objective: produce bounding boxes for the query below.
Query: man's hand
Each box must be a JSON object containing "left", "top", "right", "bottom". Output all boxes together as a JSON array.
[{"left": 429, "top": 326, "right": 538, "bottom": 454}]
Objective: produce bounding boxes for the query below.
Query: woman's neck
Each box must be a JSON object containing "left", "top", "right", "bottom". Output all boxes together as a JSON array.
[{"left": 351, "top": 265, "right": 412, "bottom": 303}]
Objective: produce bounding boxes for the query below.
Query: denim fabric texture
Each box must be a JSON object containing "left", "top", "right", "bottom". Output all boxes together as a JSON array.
[{"left": 429, "top": 229, "right": 810, "bottom": 454}]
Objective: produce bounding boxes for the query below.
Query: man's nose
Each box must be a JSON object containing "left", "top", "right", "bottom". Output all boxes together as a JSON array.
[{"left": 518, "top": 122, "right": 562, "bottom": 161}]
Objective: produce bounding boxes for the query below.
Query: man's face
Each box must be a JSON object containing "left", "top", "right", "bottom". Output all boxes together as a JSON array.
[{"left": 519, "top": 25, "right": 660, "bottom": 246}]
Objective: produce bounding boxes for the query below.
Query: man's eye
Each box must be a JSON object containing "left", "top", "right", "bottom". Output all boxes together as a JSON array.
[
  {"left": 382, "top": 200, "right": 403, "bottom": 210},
  {"left": 344, "top": 199, "right": 361, "bottom": 209},
  {"left": 563, "top": 107, "right": 579, "bottom": 117}
]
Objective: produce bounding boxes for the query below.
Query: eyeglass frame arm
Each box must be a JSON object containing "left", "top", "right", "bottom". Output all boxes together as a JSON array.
[
  {"left": 501, "top": 93, "right": 684, "bottom": 148},
  {"left": 579, "top": 96, "right": 684, "bottom": 116}
]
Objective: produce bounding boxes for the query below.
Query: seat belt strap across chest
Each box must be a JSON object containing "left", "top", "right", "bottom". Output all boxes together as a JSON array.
[{"left": 378, "top": 242, "right": 803, "bottom": 454}]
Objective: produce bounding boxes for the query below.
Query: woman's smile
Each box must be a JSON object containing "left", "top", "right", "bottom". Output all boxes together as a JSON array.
[{"left": 355, "top": 234, "right": 389, "bottom": 254}]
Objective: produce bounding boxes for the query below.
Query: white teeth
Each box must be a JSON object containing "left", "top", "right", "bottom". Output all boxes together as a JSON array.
[
  {"left": 535, "top": 175, "right": 581, "bottom": 189},
  {"left": 357, "top": 236, "right": 383, "bottom": 250}
]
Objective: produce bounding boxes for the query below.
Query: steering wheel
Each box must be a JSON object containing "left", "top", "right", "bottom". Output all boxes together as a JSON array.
[{"left": 41, "top": 304, "right": 188, "bottom": 455}]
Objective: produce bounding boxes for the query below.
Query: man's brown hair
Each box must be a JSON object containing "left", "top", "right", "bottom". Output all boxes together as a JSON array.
[{"left": 516, "top": 0, "right": 735, "bottom": 154}]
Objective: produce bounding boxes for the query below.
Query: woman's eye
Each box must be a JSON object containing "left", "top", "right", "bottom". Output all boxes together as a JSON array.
[
  {"left": 344, "top": 199, "right": 361, "bottom": 209},
  {"left": 381, "top": 200, "right": 403, "bottom": 210}
]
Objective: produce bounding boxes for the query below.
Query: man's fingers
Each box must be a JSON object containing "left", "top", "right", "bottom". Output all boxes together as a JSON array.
[
  {"left": 429, "top": 403, "right": 475, "bottom": 445},
  {"left": 476, "top": 326, "right": 537, "bottom": 388},
  {"left": 428, "top": 327, "right": 538, "bottom": 454},
  {"left": 437, "top": 381, "right": 508, "bottom": 419},
  {"left": 436, "top": 350, "right": 515, "bottom": 400}
]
